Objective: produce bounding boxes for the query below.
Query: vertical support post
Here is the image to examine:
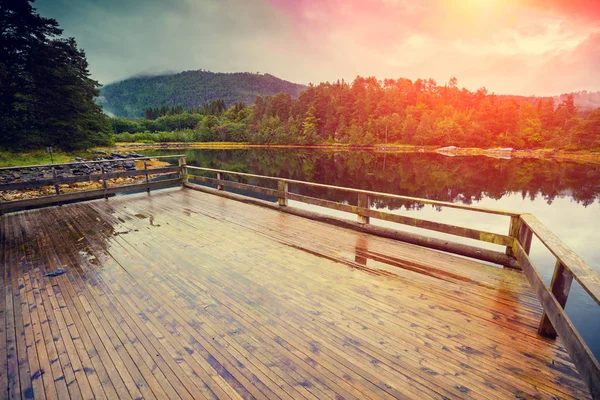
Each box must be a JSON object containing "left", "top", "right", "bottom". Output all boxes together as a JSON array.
[
  {"left": 538, "top": 261, "right": 574, "bottom": 339},
  {"left": 51, "top": 167, "right": 60, "bottom": 196},
  {"left": 143, "top": 159, "right": 150, "bottom": 193},
  {"left": 101, "top": 166, "right": 108, "bottom": 199},
  {"left": 517, "top": 220, "right": 533, "bottom": 255},
  {"left": 216, "top": 172, "right": 224, "bottom": 191},
  {"left": 277, "top": 180, "right": 288, "bottom": 206},
  {"left": 506, "top": 215, "right": 520, "bottom": 257},
  {"left": 357, "top": 193, "right": 370, "bottom": 224},
  {"left": 178, "top": 156, "right": 187, "bottom": 185}
]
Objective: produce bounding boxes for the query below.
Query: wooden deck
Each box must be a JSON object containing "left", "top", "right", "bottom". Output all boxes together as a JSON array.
[{"left": 0, "top": 187, "right": 591, "bottom": 399}]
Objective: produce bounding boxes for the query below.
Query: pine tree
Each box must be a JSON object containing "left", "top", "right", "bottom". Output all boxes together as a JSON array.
[{"left": 0, "top": 0, "right": 111, "bottom": 150}]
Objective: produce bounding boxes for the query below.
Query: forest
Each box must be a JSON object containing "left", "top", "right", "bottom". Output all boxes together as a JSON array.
[{"left": 112, "top": 76, "right": 600, "bottom": 150}]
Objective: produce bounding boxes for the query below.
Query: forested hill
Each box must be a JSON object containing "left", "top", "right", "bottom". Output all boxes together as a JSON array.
[{"left": 98, "top": 70, "right": 307, "bottom": 118}]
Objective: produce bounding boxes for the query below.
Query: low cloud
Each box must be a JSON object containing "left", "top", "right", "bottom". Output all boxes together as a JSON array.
[{"left": 36, "top": 0, "right": 600, "bottom": 96}]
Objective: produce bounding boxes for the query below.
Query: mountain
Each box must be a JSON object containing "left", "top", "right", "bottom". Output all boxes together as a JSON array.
[{"left": 97, "top": 70, "right": 307, "bottom": 118}]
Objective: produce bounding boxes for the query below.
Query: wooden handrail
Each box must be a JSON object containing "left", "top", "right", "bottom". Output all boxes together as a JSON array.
[
  {"left": 0, "top": 166, "right": 180, "bottom": 191},
  {"left": 513, "top": 243, "right": 600, "bottom": 398},
  {"left": 188, "top": 174, "right": 514, "bottom": 248},
  {"left": 0, "top": 179, "right": 181, "bottom": 212},
  {"left": 186, "top": 166, "right": 520, "bottom": 217},
  {"left": 0, "top": 156, "right": 184, "bottom": 213},
  {"left": 519, "top": 213, "right": 600, "bottom": 306}
]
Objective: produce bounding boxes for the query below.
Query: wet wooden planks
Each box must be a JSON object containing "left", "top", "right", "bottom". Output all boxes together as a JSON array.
[{"left": 0, "top": 187, "right": 592, "bottom": 399}]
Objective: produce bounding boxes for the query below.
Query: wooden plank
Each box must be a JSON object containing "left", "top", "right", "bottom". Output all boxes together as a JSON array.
[
  {"left": 37, "top": 272, "right": 95, "bottom": 400},
  {"left": 513, "top": 242, "right": 600, "bottom": 399},
  {"left": 520, "top": 214, "right": 600, "bottom": 306},
  {"left": 0, "top": 178, "right": 182, "bottom": 213},
  {"left": 0, "top": 218, "right": 9, "bottom": 399},
  {"left": 44, "top": 206, "right": 236, "bottom": 400},
  {"left": 6, "top": 215, "right": 33, "bottom": 399},
  {"left": 25, "top": 270, "right": 66, "bottom": 400},
  {"left": 185, "top": 166, "right": 520, "bottom": 216}
]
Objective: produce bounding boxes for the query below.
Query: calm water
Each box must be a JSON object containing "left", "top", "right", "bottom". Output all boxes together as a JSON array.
[{"left": 146, "top": 148, "right": 600, "bottom": 358}]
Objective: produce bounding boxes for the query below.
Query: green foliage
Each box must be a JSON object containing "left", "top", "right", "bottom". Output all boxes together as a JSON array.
[
  {"left": 0, "top": 1, "right": 112, "bottom": 151},
  {"left": 244, "top": 79, "right": 600, "bottom": 149},
  {"left": 111, "top": 77, "right": 600, "bottom": 150},
  {"left": 100, "top": 70, "right": 306, "bottom": 118}
]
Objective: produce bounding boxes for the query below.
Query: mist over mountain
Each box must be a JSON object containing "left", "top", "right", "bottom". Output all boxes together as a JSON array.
[{"left": 99, "top": 70, "right": 307, "bottom": 118}]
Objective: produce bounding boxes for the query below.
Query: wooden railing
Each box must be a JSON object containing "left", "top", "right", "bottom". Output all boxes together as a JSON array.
[
  {"left": 0, "top": 155, "right": 185, "bottom": 213},
  {"left": 185, "top": 165, "right": 521, "bottom": 267},
  {"left": 511, "top": 214, "right": 600, "bottom": 397},
  {"left": 184, "top": 165, "right": 600, "bottom": 398}
]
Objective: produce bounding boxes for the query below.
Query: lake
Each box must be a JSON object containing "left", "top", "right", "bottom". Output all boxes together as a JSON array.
[{"left": 144, "top": 147, "right": 600, "bottom": 358}]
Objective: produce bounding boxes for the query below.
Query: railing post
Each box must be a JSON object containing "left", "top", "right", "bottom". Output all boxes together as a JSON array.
[
  {"left": 178, "top": 156, "right": 187, "bottom": 185},
  {"left": 101, "top": 166, "right": 108, "bottom": 199},
  {"left": 216, "top": 172, "right": 224, "bottom": 191},
  {"left": 277, "top": 180, "right": 288, "bottom": 206},
  {"left": 517, "top": 219, "right": 533, "bottom": 255},
  {"left": 357, "top": 193, "right": 370, "bottom": 224},
  {"left": 506, "top": 216, "right": 520, "bottom": 257},
  {"left": 51, "top": 167, "right": 60, "bottom": 196},
  {"left": 143, "top": 159, "right": 150, "bottom": 194},
  {"left": 538, "top": 261, "right": 574, "bottom": 339}
]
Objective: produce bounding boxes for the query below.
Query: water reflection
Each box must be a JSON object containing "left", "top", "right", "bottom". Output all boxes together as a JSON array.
[{"left": 151, "top": 148, "right": 600, "bottom": 209}]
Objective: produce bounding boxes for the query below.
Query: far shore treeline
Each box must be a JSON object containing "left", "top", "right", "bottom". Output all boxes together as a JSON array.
[
  {"left": 110, "top": 80, "right": 600, "bottom": 150},
  {"left": 1, "top": 1, "right": 600, "bottom": 153}
]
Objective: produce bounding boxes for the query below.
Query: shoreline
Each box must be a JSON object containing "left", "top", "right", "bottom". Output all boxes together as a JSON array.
[
  {"left": 2, "top": 144, "right": 599, "bottom": 168},
  {"left": 115, "top": 142, "right": 600, "bottom": 164}
]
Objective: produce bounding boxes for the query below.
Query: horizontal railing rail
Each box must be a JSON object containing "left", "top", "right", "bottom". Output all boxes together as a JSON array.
[
  {"left": 187, "top": 166, "right": 520, "bottom": 216},
  {"left": 184, "top": 164, "right": 600, "bottom": 399},
  {"left": 0, "top": 154, "right": 185, "bottom": 213}
]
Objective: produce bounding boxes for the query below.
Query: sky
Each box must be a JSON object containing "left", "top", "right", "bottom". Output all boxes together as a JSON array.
[{"left": 36, "top": 0, "right": 600, "bottom": 96}]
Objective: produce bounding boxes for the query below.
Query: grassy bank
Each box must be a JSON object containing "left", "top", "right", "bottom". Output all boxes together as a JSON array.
[{"left": 0, "top": 150, "right": 91, "bottom": 167}]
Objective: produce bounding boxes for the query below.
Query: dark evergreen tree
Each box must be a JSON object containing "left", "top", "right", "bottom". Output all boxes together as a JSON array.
[{"left": 0, "top": 0, "right": 111, "bottom": 150}]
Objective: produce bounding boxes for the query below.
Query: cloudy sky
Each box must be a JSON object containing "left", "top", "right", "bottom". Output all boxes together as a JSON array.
[{"left": 36, "top": 0, "right": 600, "bottom": 96}]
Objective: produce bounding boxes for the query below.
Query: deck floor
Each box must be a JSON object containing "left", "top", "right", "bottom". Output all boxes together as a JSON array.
[{"left": 0, "top": 187, "right": 591, "bottom": 399}]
